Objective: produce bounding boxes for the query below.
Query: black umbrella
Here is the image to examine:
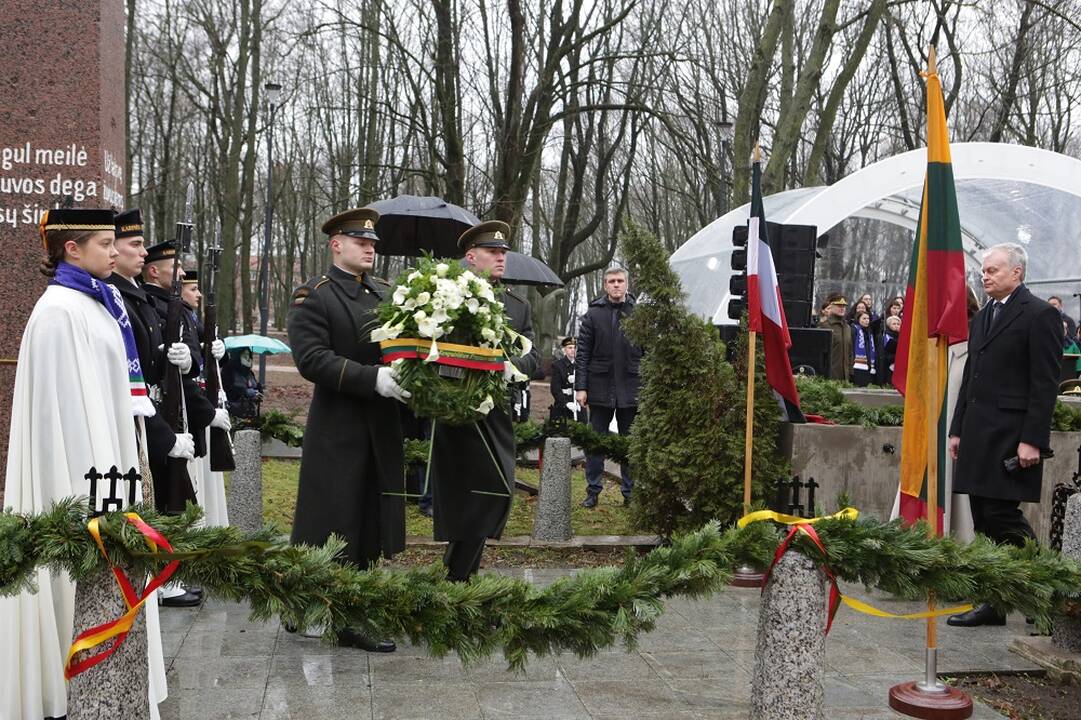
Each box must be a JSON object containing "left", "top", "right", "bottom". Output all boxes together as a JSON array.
[
  {"left": 368, "top": 194, "right": 480, "bottom": 257},
  {"left": 502, "top": 251, "right": 564, "bottom": 287}
]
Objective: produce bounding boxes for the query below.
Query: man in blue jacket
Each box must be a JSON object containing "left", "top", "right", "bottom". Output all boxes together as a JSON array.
[{"left": 575, "top": 267, "right": 642, "bottom": 507}]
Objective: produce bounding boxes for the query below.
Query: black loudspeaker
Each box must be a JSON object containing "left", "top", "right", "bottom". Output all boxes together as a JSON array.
[
  {"left": 782, "top": 300, "right": 814, "bottom": 329},
  {"left": 788, "top": 327, "right": 832, "bottom": 377}
]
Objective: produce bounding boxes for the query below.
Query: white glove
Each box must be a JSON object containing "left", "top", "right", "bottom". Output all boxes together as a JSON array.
[
  {"left": 211, "top": 339, "right": 226, "bottom": 360},
  {"left": 210, "top": 408, "right": 231, "bottom": 431},
  {"left": 167, "top": 342, "right": 193, "bottom": 373},
  {"left": 375, "top": 366, "right": 411, "bottom": 402},
  {"left": 168, "top": 433, "right": 195, "bottom": 460}
]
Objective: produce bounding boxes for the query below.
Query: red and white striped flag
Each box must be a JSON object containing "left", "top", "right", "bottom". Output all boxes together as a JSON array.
[{"left": 746, "top": 160, "right": 805, "bottom": 422}]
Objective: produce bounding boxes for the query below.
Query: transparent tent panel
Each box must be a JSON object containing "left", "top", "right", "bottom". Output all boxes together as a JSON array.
[{"left": 671, "top": 153, "right": 1081, "bottom": 324}]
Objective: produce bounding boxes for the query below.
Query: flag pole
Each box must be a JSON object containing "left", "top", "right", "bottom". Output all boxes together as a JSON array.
[
  {"left": 732, "top": 144, "right": 765, "bottom": 588},
  {"left": 922, "top": 335, "right": 944, "bottom": 691},
  {"left": 742, "top": 143, "right": 764, "bottom": 517}
]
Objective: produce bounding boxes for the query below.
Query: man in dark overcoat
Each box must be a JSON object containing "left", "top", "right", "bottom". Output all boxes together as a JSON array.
[
  {"left": 947, "top": 243, "right": 1062, "bottom": 627},
  {"left": 287, "top": 207, "right": 411, "bottom": 650},
  {"left": 574, "top": 267, "right": 642, "bottom": 507},
  {"left": 429, "top": 220, "right": 540, "bottom": 581}
]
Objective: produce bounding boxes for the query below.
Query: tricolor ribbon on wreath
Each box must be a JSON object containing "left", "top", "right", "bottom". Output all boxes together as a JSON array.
[
  {"left": 380, "top": 337, "right": 505, "bottom": 371},
  {"left": 64, "top": 513, "right": 180, "bottom": 679},
  {"left": 738, "top": 508, "right": 973, "bottom": 635}
]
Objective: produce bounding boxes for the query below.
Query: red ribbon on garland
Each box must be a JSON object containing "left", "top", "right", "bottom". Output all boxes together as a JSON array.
[
  {"left": 761, "top": 522, "right": 842, "bottom": 636},
  {"left": 64, "top": 513, "right": 180, "bottom": 679}
]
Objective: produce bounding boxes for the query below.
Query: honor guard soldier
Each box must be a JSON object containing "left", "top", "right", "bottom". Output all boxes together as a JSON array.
[
  {"left": 107, "top": 210, "right": 197, "bottom": 503},
  {"left": 429, "top": 220, "right": 540, "bottom": 581},
  {"left": 142, "top": 239, "right": 227, "bottom": 607},
  {"left": 287, "top": 207, "right": 409, "bottom": 652}
]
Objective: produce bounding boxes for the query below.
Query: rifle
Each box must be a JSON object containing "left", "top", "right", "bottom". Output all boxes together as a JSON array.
[
  {"left": 160, "top": 183, "right": 197, "bottom": 512},
  {"left": 205, "top": 226, "right": 235, "bottom": 471}
]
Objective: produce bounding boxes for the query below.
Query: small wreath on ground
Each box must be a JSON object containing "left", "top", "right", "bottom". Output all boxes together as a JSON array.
[{"left": 372, "top": 256, "right": 530, "bottom": 425}]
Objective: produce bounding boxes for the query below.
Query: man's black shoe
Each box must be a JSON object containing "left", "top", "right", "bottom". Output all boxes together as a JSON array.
[
  {"left": 946, "top": 603, "right": 1005, "bottom": 627},
  {"left": 337, "top": 627, "right": 395, "bottom": 653},
  {"left": 160, "top": 590, "right": 203, "bottom": 608},
  {"left": 581, "top": 493, "right": 598, "bottom": 509}
]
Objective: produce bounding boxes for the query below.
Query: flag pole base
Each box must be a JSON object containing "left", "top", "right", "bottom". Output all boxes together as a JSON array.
[
  {"left": 888, "top": 682, "right": 973, "bottom": 719},
  {"left": 730, "top": 565, "right": 765, "bottom": 588}
]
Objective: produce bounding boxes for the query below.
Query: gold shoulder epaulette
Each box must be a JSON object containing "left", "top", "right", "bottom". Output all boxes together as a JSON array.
[
  {"left": 292, "top": 286, "right": 311, "bottom": 306},
  {"left": 314, "top": 276, "right": 330, "bottom": 290}
]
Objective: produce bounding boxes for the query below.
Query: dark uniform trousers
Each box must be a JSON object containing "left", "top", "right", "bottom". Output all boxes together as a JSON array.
[
  {"left": 436, "top": 285, "right": 540, "bottom": 581},
  {"left": 968, "top": 496, "right": 1035, "bottom": 548}
]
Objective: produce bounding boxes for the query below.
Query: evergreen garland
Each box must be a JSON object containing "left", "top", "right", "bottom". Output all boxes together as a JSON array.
[{"left": 2, "top": 501, "right": 1080, "bottom": 667}]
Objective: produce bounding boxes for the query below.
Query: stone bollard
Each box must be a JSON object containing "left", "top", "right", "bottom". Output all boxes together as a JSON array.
[
  {"left": 750, "top": 550, "right": 827, "bottom": 720},
  {"left": 532, "top": 437, "right": 573, "bottom": 542},
  {"left": 1054, "top": 493, "right": 1081, "bottom": 652},
  {"left": 68, "top": 565, "right": 149, "bottom": 720},
  {"left": 227, "top": 429, "right": 264, "bottom": 534}
]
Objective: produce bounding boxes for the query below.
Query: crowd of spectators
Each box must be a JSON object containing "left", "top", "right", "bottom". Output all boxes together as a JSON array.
[{"left": 817, "top": 291, "right": 1081, "bottom": 387}]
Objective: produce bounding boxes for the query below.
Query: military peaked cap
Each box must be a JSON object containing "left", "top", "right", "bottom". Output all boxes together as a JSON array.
[
  {"left": 182, "top": 269, "right": 199, "bottom": 284},
  {"left": 561, "top": 336, "right": 577, "bottom": 347},
  {"left": 322, "top": 207, "right": 380, "bottom": 241},
  {"left": 458, "top": 220, "right": 511, "bottom": 252},
  {"left": 115, "top": 208, "right": 145, "bottom": 239}
]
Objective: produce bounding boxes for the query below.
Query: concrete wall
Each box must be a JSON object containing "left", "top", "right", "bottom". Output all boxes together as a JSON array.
[{"left": 782, "top": 423, "right": 1081, "bottom": 544}]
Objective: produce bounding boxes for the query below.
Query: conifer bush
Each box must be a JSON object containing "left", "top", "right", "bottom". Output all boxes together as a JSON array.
[{"left": 621, "top": 222, "right": 788, "bottom": 537}]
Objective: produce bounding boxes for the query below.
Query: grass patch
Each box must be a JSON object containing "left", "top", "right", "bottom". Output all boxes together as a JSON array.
[{"left": 255, "top": 459, "right": 636, "bottom": 538}]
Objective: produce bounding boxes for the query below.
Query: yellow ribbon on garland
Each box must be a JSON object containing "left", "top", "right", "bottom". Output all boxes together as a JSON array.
[
  {"left": 737, "top": 506, "right": 859, "bottom": 528},
  {"left": 738, "top": 506, "right": 973, "bottom": 621}
]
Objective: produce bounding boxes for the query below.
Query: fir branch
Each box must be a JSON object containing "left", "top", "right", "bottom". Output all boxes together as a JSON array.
[{"left": 3, "top": 502, "right": 1081, "bottom": 669}]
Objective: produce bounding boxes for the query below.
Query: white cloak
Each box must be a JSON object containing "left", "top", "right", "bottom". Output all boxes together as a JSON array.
[
  {"left": 0, "top": 286, "right": 166, "bottom": 719},
  {"left": 189, "top": 428, "right": 230, "bottom": 527}
]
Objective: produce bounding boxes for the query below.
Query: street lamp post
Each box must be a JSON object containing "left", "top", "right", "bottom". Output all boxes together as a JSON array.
[
  {"left": 257, "top": 81, "right": 282, "bottom": 388},
  {"left": 719, "top": 117, "right": 735, "bottom": 216}
]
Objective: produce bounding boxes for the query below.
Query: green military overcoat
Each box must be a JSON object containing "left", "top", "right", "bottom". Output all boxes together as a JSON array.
[{"left": 287, "top": 264, "right": 406, "bottom": 565}]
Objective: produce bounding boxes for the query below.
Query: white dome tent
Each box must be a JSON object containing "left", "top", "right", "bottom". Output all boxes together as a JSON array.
[{"left": 670, "top": 143, "right": 1081, "bottom": 324}]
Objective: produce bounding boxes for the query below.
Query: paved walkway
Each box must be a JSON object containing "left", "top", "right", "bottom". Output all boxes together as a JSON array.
[{"left": 157, "top": 571, "right": 1032, "bottom": 720}]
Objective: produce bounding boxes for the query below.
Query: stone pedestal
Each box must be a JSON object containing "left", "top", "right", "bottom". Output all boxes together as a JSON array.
[
  {"left": 750, "top": 550, "right": 827, "bottom": 720},
  {"left": 532, "top": 437, "right": 572, "bottom": 542},
  {"left": 0, "top": 0, "right": 127, "bottom": 504},
  {"left": 67, "top": 564, "right": 150, "bottom": 720},
  {"left": 228, "top": 430, "right": 263, "bottom": 534},
  {"left": 1054, "top": 494, "right": 1081, "bottom": 652}
]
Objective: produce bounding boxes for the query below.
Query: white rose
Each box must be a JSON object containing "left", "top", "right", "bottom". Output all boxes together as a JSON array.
[
  {"left": 481, "top": 326, "right": 497, "bottom": 342},
  {"left": 435, "top": 262, "right": 450, "bottom": 277},
  {"left": 413, "top": 310, "right": 428, "bottom": 322},
  {"left": 403, "top": 298, "right": 417, "bottom": 311},
  {"left": 416, "top": 291, "right": 431, "bottom": 306},
  {"left": 477, "top": 305, "right": 490, "bottom": 316},
  {"left": 461, "top": 270, "right": 476, "bottom": 282}
]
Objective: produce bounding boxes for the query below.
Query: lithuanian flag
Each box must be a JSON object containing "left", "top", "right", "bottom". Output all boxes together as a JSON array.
[{"left": 893, "top": 55, "right": 969, "bottom": 533}]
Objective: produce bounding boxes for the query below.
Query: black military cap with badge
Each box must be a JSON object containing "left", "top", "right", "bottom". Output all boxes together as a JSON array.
[
  {"left": 39, "top": 207, "right": 116, "bottom": 247},
  {"left": 458, "top": 220, "right": 511, "bottom": 253},
  {"left": 115, "top": 208, "right": 145, "bottom": 239},
  {"left": 561, "top": 336, "right": 576, "bottom": 347},
  {"left": 144, "top": 240, "right": 178, "bottom": 265},
  {"left": 322, "top": 207, "right": 380, "bottom": 241}
]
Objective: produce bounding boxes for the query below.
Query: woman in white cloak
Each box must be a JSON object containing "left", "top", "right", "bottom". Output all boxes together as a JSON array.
[{"left": 0, "top": 209, "right": 168, "bottom": 719}]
